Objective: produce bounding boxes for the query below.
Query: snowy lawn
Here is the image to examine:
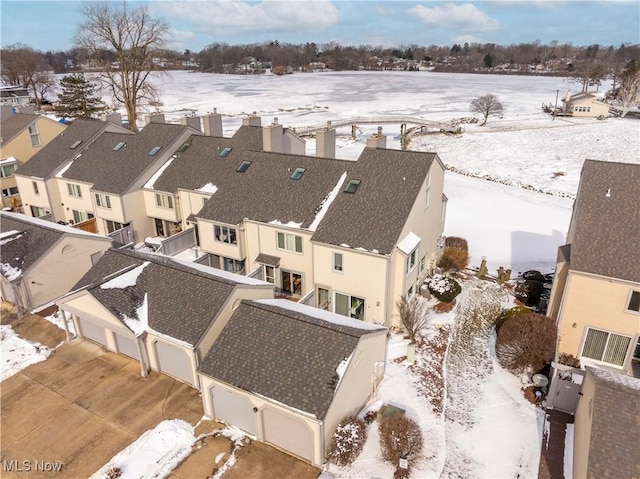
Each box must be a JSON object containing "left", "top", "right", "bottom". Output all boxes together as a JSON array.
[
  {"left": 0, "top": 325, "right": 52, "bottom": 381},
  {"left": 322, "top": 277, "right": 544, "bottom": 479}
]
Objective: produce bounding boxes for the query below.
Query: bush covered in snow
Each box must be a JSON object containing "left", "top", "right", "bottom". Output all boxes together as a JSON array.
[
  {"left": 494, "top": 305, "right": 531, "bottom": 330},
  {"left": 326, "top": 415, "right": 367, "bottom": 466},
  {"left": 495, "top": 313, "right": 556, "bottom": 374},
  {"left": 426, "top": 275, "right": 461, "bottom": 303},
  {"left": 378, "top": 415, "right": 423, "bottom": 479}
]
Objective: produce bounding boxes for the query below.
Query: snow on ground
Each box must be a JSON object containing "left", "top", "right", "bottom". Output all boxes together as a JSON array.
[
  {"left": 43, "top": 309, "right": 76, "bottom": 336},
  {"left": 564, "top": 423, "right": 574, "bottom": 479},
  {"left": 90, "top": 419, "right": 195, "bottom": 479},
  {"left": 0, "top": 325, "right": 51, "bottom": 381}
]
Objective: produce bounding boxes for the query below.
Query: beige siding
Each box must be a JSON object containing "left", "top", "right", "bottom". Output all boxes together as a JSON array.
[
  {"left": 323, "top": 332, "right": 387, "bottom": 451},
  {"left": 121, "top": 190, "right": 157, "bottom": 242},
  {"left": 198, "top": 218, "right": 246, "bottom": 261},
  {"left": 93, "top": 193, "right": 127, "bottom": 235},
  {"left": 557, "top": 271, "right": 640, "bottom": 371},
  {"left": 547, "top": 258, "right": 570, "bottom": 321},
  {"left": 0, "top": 117, "right": 65, "bottom": 165},
  {"left": 14, "top": 176, "right": 50, "bottom": 216},
  {"left": 142, "top": 189, "right": 180, "bottom": 224},
  {"left": 198, "top": 376, "right": 324, "bottom": 467},
  {"left": 312, "top": 243, "right": 388, "bottom": 325},
  {"left": 56, "top": 179, "right": 94, "bottom": 224},
  {"left": 24, "top": 235, "right": 111, "bottom": 310},
  {"left": 177, "top": 189, "right": 212, "bottom": 229},
  {"left": 568, "top": 99, "right": 610, "bottom": 118},
  {"left": 573, "top": 369, "right": 595, "bottom": 479}
]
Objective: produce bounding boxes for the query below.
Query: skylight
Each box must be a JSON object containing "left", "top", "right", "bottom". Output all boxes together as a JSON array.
[
  {"left": 177, "top": 142, "right": 191, "bottom": 152},
  {"left": 113, "top": 141, "right": 126, "bottom": 151},
  {"left": 290, "top": 167, "right": 306, "bottom": 180},
  {"left": 69, "top": 140, "right": 82, "bottom": 149},
  {"left": 344, "top": 179, "right": 361, "bottom": 194},
  {"left": 236, "top": 161, "right": 252, "bottom": 173},
  {"left": 148, "top": 146, "right": 162, "bottom": 156},
  {"left": 219, "top": 147, "right": 232, "bottom": 157}
]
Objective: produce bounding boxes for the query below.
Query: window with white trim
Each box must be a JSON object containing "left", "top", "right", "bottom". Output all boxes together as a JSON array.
[
  {"left": 264, "top": 265, "right": 275, "bottom": 284},
  {"left": 277, "top": 231, "right": 302, "bottom": 253},
  {"left": 406, "top": 248, "right": 417, "bottom": 274},
  {"left": 67, "top": 183, "right": 82, "bottom": 198},
  {"left": 1, "top": 186, "right": 18, "bottom": 197},
  {"left": 425, "top": 172, "right": 431, "bottom": 207},
  {"left": 29, "top": 124, "right": 41, "bottom": 147},
  {"left": 214, "top": 224, "right": 237, "bottom": 245},
  {"left": 95, "top": 193, "right": 111, "bottom": 209},
  {"left": 0, "top": 163, "right": 16, "bottom": 178},
  {"left": 581, "top": 327, "right": 632, "bottom": 367},
  {"left": 155, "top": 193, "right": 173, "bottom": 209},
  {"left": 222, "top": 257, "right": 245, "bottom": 275},
  {"left": 72, "top": 210, "right": 93, "bottom": 224},
  {"left": 333, "top": 252, "right": 343, "bottom": 272},
  {"left": 32, "top": 181, "right": 39, "bottom": 195},
  {"left": 626, "top": 290, "right": 640, "bottom": 314},
  {"left": 281, "top": 269, "right": 303, "bottom": 296},
  {"left": 335, "top": 292, "right": 365, "bottom": 320}
]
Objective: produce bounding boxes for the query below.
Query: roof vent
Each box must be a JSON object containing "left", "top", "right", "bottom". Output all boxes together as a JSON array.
[{"left": 605, "top": 188, "right": 611, "bottom": 198}]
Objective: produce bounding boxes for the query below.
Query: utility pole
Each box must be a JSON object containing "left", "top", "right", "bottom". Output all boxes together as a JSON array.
[{"left": 553, "top": 89, "right": 559, "bottom": 120}]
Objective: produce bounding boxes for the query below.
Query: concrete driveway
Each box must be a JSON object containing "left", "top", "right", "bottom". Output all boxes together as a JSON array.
[{"left": 1, "top": 340, "right": 203, "bottom": 479}]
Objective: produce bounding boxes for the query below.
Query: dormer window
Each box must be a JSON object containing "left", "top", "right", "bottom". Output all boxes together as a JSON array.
[
  {"left": 290, "top": 167, "right": 306, "bottom": 180},
  {"left": 219, "top": 147, "right": 232, "bottom": 157},
  {"left": 236, "top": 161, "right": 251, "bottom": 173},
  {"left": 344, "top": 179, "right": 361, "bottom": 194},
  {"left": 148, "top": 146, "right": 162, "bottom": 156},
  {"left": 70, "top": 140, "right": 82, "bottom": 149},
  {"left": 113, "top": 141, "right": 126, "bottom": 151}
]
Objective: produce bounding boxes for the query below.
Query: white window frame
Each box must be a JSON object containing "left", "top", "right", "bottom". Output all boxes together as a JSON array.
[
  {"left": 67, "top": 183, "right": 82, "bottom": 198},
  {"left": 424, "top": 172, "right": 431, "bottom": 208},
  {"left": 0, "top": 163, "right": 16, "bottom": 178},
  {"left": 334, "top": 291, "right": 366, "bottom": 320},
  {"left": 406, "top": 248, "right": 417, "bottom": 275},
  {"left": 625, "top": 290, "right": 640, "bottom": 315},
  {"left": 29, "top": 124, "right": 41, "bottom": 147},
  {"left": 264, "top": 265, "right": 275, "bottom": 284},
  {"left": 1, "top": 186, "right": 19, "bottom": 197},
  {"left": 276, "top": 231, "right": 303, "bottom": 254},
  {"left": 222, "top": 257, "right": 245, "bottom": 275},
  {"left": 333, "top": 252, "right": 343, "bottom": 272},
  {"left": 32, "top": 181, "right": 39, "bottom": 195},
  {"left": 214, "top": 224, "right": 237, "bottom": 245},
  {"left": 580, "top": 327, "right": 633, "bottom": 368},
  {"left": 155, "top": 193, "right": 174, "bottom": 209},
  {"left": 95, "top": 193, "right": 111, "bottom": 209}
]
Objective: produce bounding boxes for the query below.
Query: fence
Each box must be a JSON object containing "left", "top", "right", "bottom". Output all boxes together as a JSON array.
[
  {"left": 108, "top": 225, "right": 135, "bottom": 248},
  {"left": 159, "top": 228, "right": 196, "bottom": 256}
]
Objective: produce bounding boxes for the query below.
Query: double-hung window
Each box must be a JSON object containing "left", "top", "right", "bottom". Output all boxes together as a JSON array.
[
  {"left": 333, "top": 252, "right": 343, "bottom": 272},
  {"left": 155, "top": 193, "right": 173, "bottom": 209},
  {"left": 214, "top": 225, "right": 237, "bottom": 245},
  {"left": 67, "top": 183, "right": 82, "bottom": 198},
  {"left": 95, "top": 193, "right": 111, "bottom": 209},
  {"left": 277, "top": 232, "right": 302, "bottom": 253},
  {"left": 29, "top": 124, "right": 41, "bottom": 147},
  {"left": 0, "top": 163, "right": 16, "bottom": 178},
  {"left": 406, "top": 248, "right": 417, "bottom": 274},
  {"left": 581, "top": 328, "right": 632, "bottom": 367}
]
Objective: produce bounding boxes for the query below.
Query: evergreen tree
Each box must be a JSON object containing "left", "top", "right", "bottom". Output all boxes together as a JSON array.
[{"left": 54, "top": 73, "right": 104, "bottom": 119}]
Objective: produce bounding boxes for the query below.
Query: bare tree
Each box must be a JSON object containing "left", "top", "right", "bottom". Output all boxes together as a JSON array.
[
  {"left": 75, "top": 1, "right": 168, "bottom": 130},
  {"left": 470, "top": 94, "right": 504, "bottom": 126},
  {"left": 0, "top": 44, "right": 53, "bottom": 109},
  {"left": 618, "top": 61, "right": 640, "bottom": 118},
  {"left": 396, "top": 295, "right": 429, "bottom": 344}
]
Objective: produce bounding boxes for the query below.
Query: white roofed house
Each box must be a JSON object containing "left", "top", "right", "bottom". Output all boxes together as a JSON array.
[
  {"left": 561, "top": 92, "right": 611, "bottom": 118},
  {"left": 0, "top": 211, "right": 112, "bottom": 315}
]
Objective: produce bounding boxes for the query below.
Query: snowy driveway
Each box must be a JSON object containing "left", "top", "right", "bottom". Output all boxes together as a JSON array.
[{"left": 0, "top": 340, "right": 203, "bottom": 478}]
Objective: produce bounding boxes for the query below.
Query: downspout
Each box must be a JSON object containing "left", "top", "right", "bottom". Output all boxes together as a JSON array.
[
  {"left": 59, "top": 309, "right": 71, "bottom": 342},
  {"left": 383, "top": 252, "right": 393, "bottom": 328},
  {"left": 136, "top": 332, "right": 149, "bottom": 377}
]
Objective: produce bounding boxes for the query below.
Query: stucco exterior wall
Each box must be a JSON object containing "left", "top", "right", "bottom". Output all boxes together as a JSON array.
[
  {"left": 14, "top": 176, "right": 50, "bottom": 216},
  {"left": 198, "top": 218, "right": 246, "bottom": 262},
  {"left": 312, "top": 243, "right": 388, "bottom": 325},
  {"left": 55, "top": 178, "right": 94, "bottom": 224},
  {"left": 23, "top": 235, "right": 111, "bottom": 310},
  {"left": 568, "top": 99, "right": 610, "bottom": 118},
  {"left": 92, "top": 192, "right": 127, "bottom": 234},
  {"left": 0, "top": 116, "right": 65, "bottom": 166},
  {"left": 177, "top": 189, "right": 211, "bottom": 229},
  {"left": 557, "top": 271, "right": 640, "bottom": 372},
  {"left": 573, "top": 368, "right": 595, "bottom": 479},
  {"left": 142, "top": 189, "right": 180, "bottom": 224},
  {"left": 120, "top": 190, "right": 157, "bottom": 243}
]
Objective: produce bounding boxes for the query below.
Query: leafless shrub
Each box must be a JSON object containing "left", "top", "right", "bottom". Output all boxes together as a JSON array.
[
  {"left": 445, "top": 236, "right": 468, "bottom": 250},
  {"left": 396, "top": 296, "right": 429, "bottom": 344},
  {"left": 105, "top": 466, "right": 122, "bottom": 479},
  {"left": 437, "top": 247, "right": 469, "bottom": 272},
  {"left": 326, "top": 415, "right": 367, "bottom": 466},
  {"left": 363, "top": 410, "right": 378, "bottom": 425},
  {"left": 558, "top": 352, "right": 581, "bottom": 368},
  {"left": 409, "top": 328, "right": 449, "bottom": 414},
  {"left": 379, "top": 416, "right": 424, "bottom": 478},
  {"left": 495, "top": 313, "right": 557, "bottom": 374}
]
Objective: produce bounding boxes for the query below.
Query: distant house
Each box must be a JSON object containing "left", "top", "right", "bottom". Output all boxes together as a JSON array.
[
  {"left": 0, "top": 211, "right": 112, "bottom": 315},
  {"left": 56, "top": 248, "right": 274, "bottom": 385},
  {"left": 547, "top": 160, "right": 639, "bottom": 412},
  {"left": 198, "top": 298, "right": 387, "bottom": 467},
  {"left": 0, "top": 86, "right": 31, "bottom": 107},
  {"left": 573, "top": 367, "right": 639, "bottom": 479},
  {"left": 561, "top": 92, "right": 610, "bottom": 118},
  {"left": 0, "top": 105, "right": 66, "bottom": 209}
]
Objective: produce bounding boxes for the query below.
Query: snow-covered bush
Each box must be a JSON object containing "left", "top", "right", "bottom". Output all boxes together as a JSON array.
[
  {"left": 437, "top": 247, "right": 469, "bottom": 272},
  {"left": 494, "top": 305, "right": 531, "bottom": 330},
  {"left": 426, "top": 275, "right": 461, "bottom": 303},
  {"left": 326, "top": 415, "right": 367, "bottom": 466},
  {"left": 495, "top": 313, "right": 556, "bottom": 374},
  {"left": 378, "top": 416, "right": 423, "bottom": 479}
]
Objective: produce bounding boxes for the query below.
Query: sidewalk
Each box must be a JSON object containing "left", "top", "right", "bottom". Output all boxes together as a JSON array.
[{"left": 538, "top": 409, "right": 574, "bottom": 479}]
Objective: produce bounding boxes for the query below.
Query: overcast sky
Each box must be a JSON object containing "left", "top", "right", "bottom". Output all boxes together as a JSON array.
[{"left": 1, "top": 1, "right": 638, "bottom": 53}]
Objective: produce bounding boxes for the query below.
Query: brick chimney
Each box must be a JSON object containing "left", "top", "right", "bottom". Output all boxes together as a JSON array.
[
  {"left": 203, "top": 108, "right": 223, "bottom": 137},
  {"left": 366, "top": 126, "right": 386, "bottom": 149},
  {"left": 316, "top": 121, "right": 336, "bottom": 158}
]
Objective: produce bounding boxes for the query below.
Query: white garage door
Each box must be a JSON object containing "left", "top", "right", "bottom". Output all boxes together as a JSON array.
[
  {"left": 78, "top": 317, "right": 108, "bottom": 347},
  {"left": 262, "top": 407, "right": 314, "bottom": 462},
  {"left": 115, "top": 332, "right": 139, "bottom": 360},
  {"left": 211, "top": 386, "right": 256, "bottom": 435},
  {"left": 154, "top": 341, "right": 193, "bottom": 385}
]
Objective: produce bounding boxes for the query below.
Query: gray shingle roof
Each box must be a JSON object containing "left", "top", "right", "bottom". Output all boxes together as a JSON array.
[
  {"left": 198, "top": 299, "right": 385, "bottom": 419},
  {"left": 62, "top": 123, "right": 191, "bottom": 195},
  {"left": 255, "top": 253, "right": 280, "bottom": 267},
  {"left": 0, "top": 113, "right": 37, "bottom": 144},
  {"left": 73, "top": 248, "right": 245, "bottom": 345},
  {"left": 570, "top": 160, "right": 640, "bottom": 282},
  {"left": 312, "top": 148, "right": 438, "bottom": 255},
  {"left": 15, "top": 119, "right": 109, "bottom": 179}
]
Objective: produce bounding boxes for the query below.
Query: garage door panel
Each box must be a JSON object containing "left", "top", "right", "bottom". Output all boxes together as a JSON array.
[
  {"left": 262, "top": 407, "right": 314, "bottom": 462},
  {"left": 115, "top": 333, "right": 138, "bottom": 360},
  {"left": 78, "top": 318, "right": 107, "bottom": 346},
  {"left": 155, "top": 341, "right": 193, "bottom": 385},
  {"left": 211, "top": 387, "right": 256, "bottom": 435}
]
